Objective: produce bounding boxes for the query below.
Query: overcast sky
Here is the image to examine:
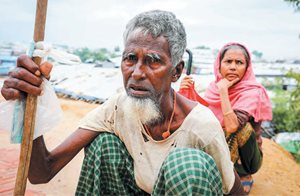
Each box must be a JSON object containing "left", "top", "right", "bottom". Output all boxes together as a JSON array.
[{"left": 0, "top": 0, "right": 299, "bottom": 60}]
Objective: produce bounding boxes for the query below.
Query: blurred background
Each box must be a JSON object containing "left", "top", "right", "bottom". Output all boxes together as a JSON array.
[{"left": 0, "top": 0, "right": 299, "bottom": 195}]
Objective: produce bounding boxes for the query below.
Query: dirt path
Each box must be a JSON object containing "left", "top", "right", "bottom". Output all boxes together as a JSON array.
[{"left": 0, "top": 98, "right": 299, "bottom": 195}]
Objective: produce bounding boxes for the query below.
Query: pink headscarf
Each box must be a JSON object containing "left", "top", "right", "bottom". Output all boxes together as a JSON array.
[{"left": 204, "top": 42, "right": 272, "bottom": 126}]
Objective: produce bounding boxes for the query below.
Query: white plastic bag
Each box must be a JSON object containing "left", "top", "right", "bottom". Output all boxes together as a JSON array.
[
  {"left": 0, "top": 100, "right": 15, "bottom": 136},
  {"left": 0, "top": 78, "right": 63, "bottom": 143},
  {"left": 0, "top": 41, "right": 77, "bottom": 143}
]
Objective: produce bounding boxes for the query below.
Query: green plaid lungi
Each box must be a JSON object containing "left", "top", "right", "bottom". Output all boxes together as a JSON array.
[{"left": 76, "top": 133, "right": 222, "bottom": 195}]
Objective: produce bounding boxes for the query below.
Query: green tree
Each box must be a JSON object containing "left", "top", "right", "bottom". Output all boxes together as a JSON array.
[
  {"left": 287, "top": 70, "right": 300, "bottom": 130},
  {"left": 195, "top": 45, "right": 210, "bottom": 50},
  {"left": 74, "top": 47, "right": 109, "bottom": 62},
  {"left": 285, "top": 0, "right": 300, "bottom": 38},
  {"left": 284, "top": 0, "right": 300, "bottom": 11},
  {"left": 252, "top": 50, "right": 263, "bottom": 59},
  {"left": 94, "top": 48, "right": 109, "bottom": 61},
  {"left": 74, "top": 47, "right": 93, "bottom": 62},
  {"left": 270, "top": 70, "right": 300, "bottom": 132}
]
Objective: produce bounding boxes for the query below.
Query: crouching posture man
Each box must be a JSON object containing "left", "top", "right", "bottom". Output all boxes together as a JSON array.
[{"left": 1, "top": 10, "right": 245, "bottom": 195}]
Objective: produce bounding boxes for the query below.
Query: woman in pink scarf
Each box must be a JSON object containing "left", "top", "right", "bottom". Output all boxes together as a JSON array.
[{"left": 180, "top": 42, "right": 272, "bottom": 194}]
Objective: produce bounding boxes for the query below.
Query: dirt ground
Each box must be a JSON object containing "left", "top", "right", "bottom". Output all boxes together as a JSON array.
[{"left": 0, "top": 98, "right": 299, "bottom": 195}]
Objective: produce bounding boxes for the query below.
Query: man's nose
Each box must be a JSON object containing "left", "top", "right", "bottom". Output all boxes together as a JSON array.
[{"left": 132, "top": 61, "right": 146, "bottom": 80}]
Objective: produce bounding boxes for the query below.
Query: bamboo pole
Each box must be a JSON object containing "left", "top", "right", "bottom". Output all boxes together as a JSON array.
[{"left": 14, "top": 0, "right": 48, "bottom": 195}]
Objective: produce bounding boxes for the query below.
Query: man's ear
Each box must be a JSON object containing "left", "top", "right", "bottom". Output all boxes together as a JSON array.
[{"left": 171, "top": 60, "right": 184, "bottom": 82}]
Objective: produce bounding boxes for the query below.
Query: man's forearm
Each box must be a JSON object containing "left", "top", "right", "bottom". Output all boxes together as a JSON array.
[{"left": 28, "top": 128, "right": 99, "bottom": 184}]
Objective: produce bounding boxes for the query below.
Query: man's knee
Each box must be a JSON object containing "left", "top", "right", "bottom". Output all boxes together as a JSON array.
[
  {"left": 165, "top": 148, "right": 215, "bottom": 168},
  {"left": 157, "top": 148, "right": 222, "bottom": 194},
  {"left": 85, "top": 133, "right": 126, "bottom": 163},
  {"left": 164, "top": 148, "right": 220, "bottom": 182},
  {"left": 92, "top": 132, "right": 122, "bottom": 147}
]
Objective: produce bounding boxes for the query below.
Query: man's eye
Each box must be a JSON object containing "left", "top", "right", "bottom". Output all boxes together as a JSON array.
[
  {"left": 145, "top": 54, "right": 161, "bottom": 66},
  {"left": 128, "top": 54, "right": 137, "bottom": 61},
  {"left": 123, "top": 53, "right": 137, "bottom": 64},
  {"left": 152, "top": 58, "right": 161, "bottom": 63}
]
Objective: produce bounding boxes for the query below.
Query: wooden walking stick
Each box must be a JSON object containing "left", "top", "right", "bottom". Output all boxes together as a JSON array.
[{"left": 14, "top": 0, "right": 48, "bottom": 195}]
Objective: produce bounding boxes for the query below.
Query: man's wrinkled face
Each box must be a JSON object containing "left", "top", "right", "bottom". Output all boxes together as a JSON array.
[{"left": 121, "top": 32, "right": 173, "bottom": 105}]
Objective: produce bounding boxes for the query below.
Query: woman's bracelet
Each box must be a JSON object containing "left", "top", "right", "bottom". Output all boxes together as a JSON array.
[{"left": 223, "top": 110, "right": 234, "bottom": 116}]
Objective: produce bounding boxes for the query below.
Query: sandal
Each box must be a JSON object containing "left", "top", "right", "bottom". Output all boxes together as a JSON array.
[{"left": 240, "top": 175, "right": 254, "bottom": 194}]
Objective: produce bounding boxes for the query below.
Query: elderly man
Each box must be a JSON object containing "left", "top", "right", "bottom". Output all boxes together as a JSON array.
[{"left": 1, "top": 10, "right": 245, "bottom": 195}]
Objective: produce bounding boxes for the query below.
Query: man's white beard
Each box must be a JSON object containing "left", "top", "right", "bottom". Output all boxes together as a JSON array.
[{"left": 124, "top": 96, "right": 162, "bottom": 125}]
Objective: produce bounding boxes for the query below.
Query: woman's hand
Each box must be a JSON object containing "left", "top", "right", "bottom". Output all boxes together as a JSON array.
[
  {"left": 1, "top": 55, "right": 53, "bottom": 100},
  {"left": 216, "top": 78, "right": 240, "bottom": 92},
  {"left": 179, "top": 75, "right": 194, "bottom": 89}
]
